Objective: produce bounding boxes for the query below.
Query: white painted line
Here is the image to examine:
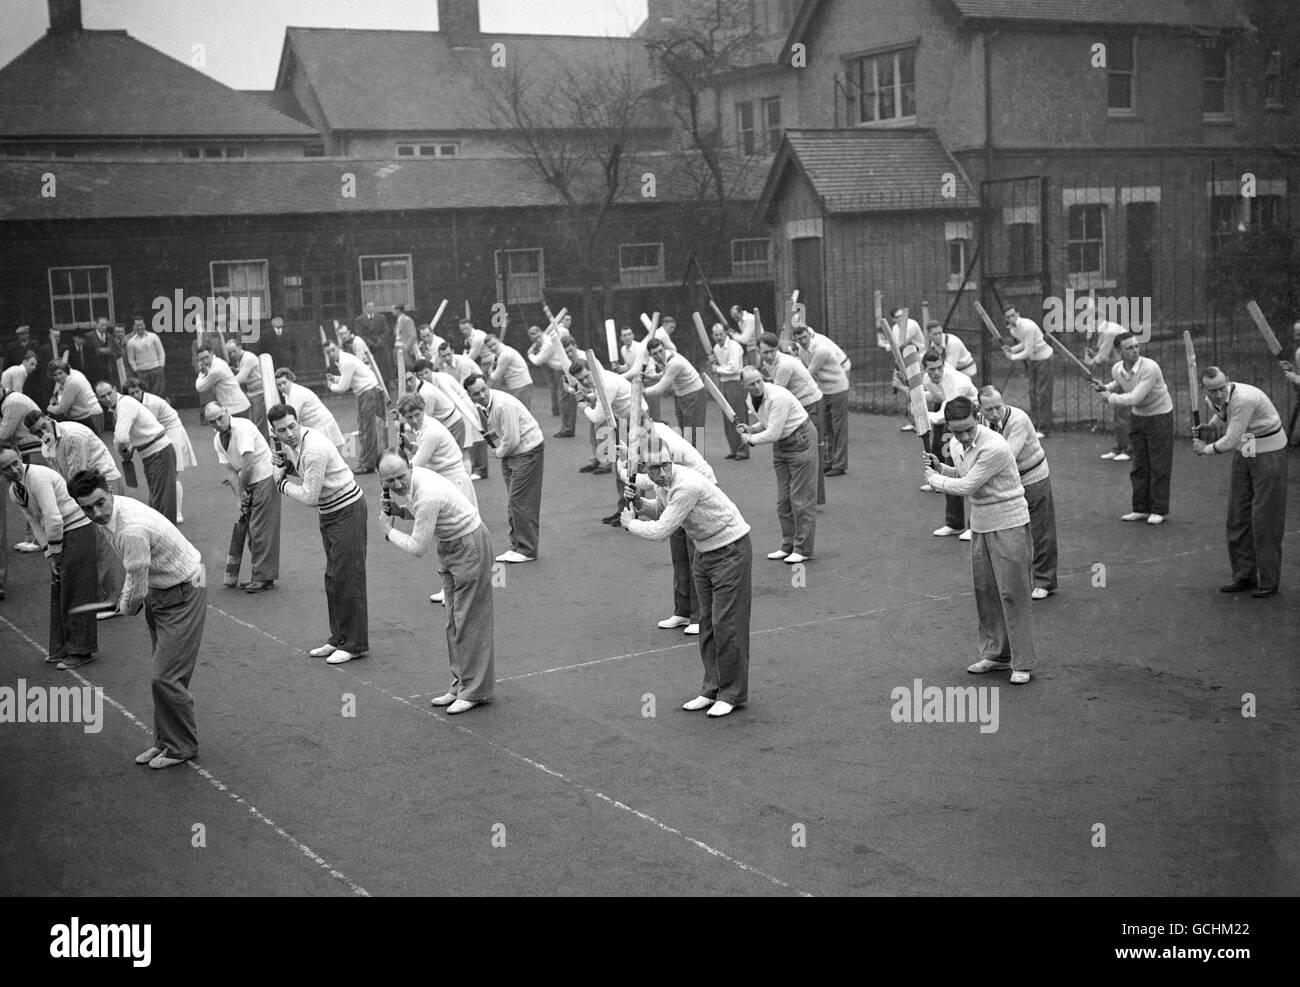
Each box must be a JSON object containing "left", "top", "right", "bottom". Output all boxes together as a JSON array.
[{"left": 0, "top": 612, "right": 372, "bottom": 898}]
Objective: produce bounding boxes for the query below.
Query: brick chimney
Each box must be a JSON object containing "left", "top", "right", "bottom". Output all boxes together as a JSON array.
[
  {"left": 48, "top": 0, "right": 82, "bottom": 33},
  {"left": 438, "top": 0, "right": 480, "bottom": 46}
]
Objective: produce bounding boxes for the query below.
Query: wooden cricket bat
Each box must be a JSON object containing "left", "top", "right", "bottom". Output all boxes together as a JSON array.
[
  {"left": 921, "top": 300, "right": 931, "bottom": 327},
  {"left": 583, "top": 350, "right": 618, "bottom": 433},
  {"left": 68, "top": 599, "right": 119, "bottom": 616},
  {"left": 1245, "top": 301, "right": 1291, "bottom": 367},
  {"left": 429, "top": 299, "right": 449, "bottom": 333},
  {"left": 701, "top": 374, "right": 736, "bottom": 423},
  {"left": 395, "top": 346, "right": 407, "bottom": 397},
  {"left": 120, "top": 450, "right": 138, "bottom": 488},
  {"left": 604, "top": 319, "right": 619, "bottom": 365},
  {"left": 1183, "top": 331, "right": 1201, "bottom": 434},
  {"left": 973, "top": 302, "right": 1004, "bottom": 344},
  {"left": 319, "top": 325, "right": 331, "bottom": 367},
  {"left": 709, "top": 300, "right": 731, "bottom": 332},
  {"left": 692, "top": 312, "right": 712, "bottom": 354},
  {"left": 258, "top": 353, "right": 280, "bottom": 449},
  {"left": 1043, "top": 331, "right": 1099, "bottom": 382},
  {"left": 115, "top": 357, "right": 128, "bottom": 388}
]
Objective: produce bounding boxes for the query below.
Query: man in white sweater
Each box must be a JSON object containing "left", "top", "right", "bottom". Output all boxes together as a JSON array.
[{"left": 466, "top": 374, "right": 544, "bottom": 564}]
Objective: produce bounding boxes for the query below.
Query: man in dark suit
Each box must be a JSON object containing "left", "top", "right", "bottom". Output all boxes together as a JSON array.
[
  {"left": 69, "top": 329, "right": 98, "bottom": 380},
  {"left": 88, "top": 317, "right": 115, "bottom": 379},
  {"left": 4, "top": 325, "right": 34, "bottom": 372},
  {"left": 258, "top": 317, "right": 299, "bottom": 372}
]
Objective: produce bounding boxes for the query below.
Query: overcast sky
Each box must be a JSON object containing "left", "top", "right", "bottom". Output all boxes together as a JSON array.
[{"left": 3, "top": 0, "right": 649, "bottom": 89}]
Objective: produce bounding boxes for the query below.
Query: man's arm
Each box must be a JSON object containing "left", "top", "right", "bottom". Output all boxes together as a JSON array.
[
  {"left": 626, "top": 486, "right": 697, "bottom": 541},
  {"left": 151, "top": 334, "right": 166, "bottom": 368},
  {"left": 746, "top": 397, "right": 793, "bottom": 445},
  {"left": 491, "top": 403, "right": 519, "bottom": 458},
  {"left": 116, "top": 529, "right": 152, "bottom": 615},
  {"left": 327, "top": 357, "right": 354, "bottom": 393},
  {"left": 233, "top": 356, "right": 256, "bottom": 385},
  {"left": 643, "top": 360, "right": 679, "bottom": 397},
  {"left": 1107, "top": 363, "right": 1157, "bottom": 407},
  {"left": 1207, "top": 394, "right": 1251, "bottom": 452},
  {"left": 279, "top": 445, "right": 325, "bottom": 504},
  {"left": 929, "top": 447, "right": 1004, "bottom": 497},
  {"left": 386, "top": 498, "right": 439, "bottom": 558},
  {"left": 194, "top": 362, "right": 224, "bottom": 392}
]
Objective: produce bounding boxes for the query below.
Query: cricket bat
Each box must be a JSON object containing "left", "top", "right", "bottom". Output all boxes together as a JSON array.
[
  {"left": 1044, "top": 331, "right": 1100, "bottom": 383},
  {"left": 973, "top": 302, "right": 1004, "bottom": 344},
  {"left": 639, "top": 312, "right": 659, "bottom": 335},
  {"left": 429, "top": 299, "right": 449, "bottom": 333},
  {"left": 1245, "top": 301, "right": 1291, "bottom": 368},
  {"left": 709, "top": 300, "right": 731, "bottom": 333},
  {"left": 120, "top": 449, "right": 138, "bottom": 488},
  {"left": 115, "top": 357, "right": 128, "bottom": 388},
  {"left": 701, "top": 373, "right": 736, "bottom": 424},
  {"left": 901, "top": 346, "right": 931, "bottom": 453},
  {"left": 921, "top": 301, "right": 931, "bottom": 327},
  {"left": 604, "top": 319, "right": 619, "bottom": 365},
  {"left": 319, "top": 325, "right": 331, "bottom": 368},
  {"left": 68, "top": 599, "right": 119, "bottom": 616},
  {"left": 692, "top": 311, "right": 712, "bottom": 354},
  {"left": 584, "top": 350, "right": 618, "bottom": 434},
  {"left": 258, "top": 353, "right": 280, "bottom": 449},
  {"left": 395, "top": 346, "right": 407, "bottom": 397},
  {"left": 1183, "top": 330, "right": 1201, "bottom": 434}
]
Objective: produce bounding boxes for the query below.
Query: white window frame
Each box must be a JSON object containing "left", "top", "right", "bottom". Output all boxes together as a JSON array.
[
  {"left": 494, "top": 248, "right": 545, "bottom": 304},
  {"left": 209, "top": 259, "right": 270, "bottom": 327},
  {"left": 854, "top": 47, "right": 917, "bottom": 126},
  {"left": 395, "top": 142, "right": 461, "bottom": 158},
  {"left": 1264, "top": 47, "right": 1283, "bottom": 108},
  {"left": 358, "top": 254, "right": 414, "bottom": 310},
  {"left": 1106, "top": 35, "right": 1137, "bottom": 116},
  {"left": 1065, "top": 204, "right": 1111, "bottom": 289},
  {"left": 762, "top": 97, "right": 782, "bottom": 154},
  {"left": 1202, "top": 42, "right": 1230, "bottom": 121},
  {"left": 619, "top": 243, "right": 665, "bottom": 286},
  {"left": 48, "top": 265, "right": 114, "bottom": 330},
  {"left": 731, "top": 238, "right": 772, "bottom": 278},
  {"left": 182, "top": 146, "right": 244, "bottom": 159},
  {"left": 944, "top": 221, "right": 974, "bottom": 291},
  {"left": 736, "top": 102, "right": 755, "bottom": 156}
]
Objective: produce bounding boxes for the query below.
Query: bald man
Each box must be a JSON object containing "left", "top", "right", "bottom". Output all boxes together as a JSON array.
[{"left": 204, "top": 402, "right": 280, "bottom": 593}]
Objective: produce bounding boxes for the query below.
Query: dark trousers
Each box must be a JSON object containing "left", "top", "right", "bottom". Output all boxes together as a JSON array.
[
  {"left": 1129, "top": 411, "right": 1174, "bottom": 515},
  {"left": 971, "top": 525, "right": 1036, "bottom": 671},
  {"left": 143, "top": 444, "right": 177, "bottom": 523},
  {"left": 145, "top": 575, "right": 206, "bottom": 759},
  {"left": 559, "top": 390, "right": 577, "bottom": 434},
  {"left": 823, "top": 389, "right": 849, "bottom": 471},
  {"left": 471, "top": 441, "right": 490, "bottom": 478},
  {"left": 439, "top": 522, "right": 496, "bottom": 702},
  {"left": 51, "top": 523, "right": 98, "bottom": 658},
  {"left": 804, "top": 399, "right": 826, "bottom": 505},
  {"left": 356, "top": 387, "right": 384, "bottom": 471},
  {"left": 670, "top": 526, "right": 699, "bottom": 622},
  {"left": 67, "top": 411, "right": 104, "bottom": 436},
  {"left": 720, "top": 379, "right": 747, "bottom": 458},
  {"left": 320, "top": 498, "right": 369, "bottom": 652},
  {"left": 1227, "top": 447, "right": 1288, "bottom": 591},
  {"left": 773, "top": 419, "right": 818, "bottom": 555},
  {"left": 548, "top": 367, "right": 562, "bottom": 416},
  {"left": 1025, "top": 475, "right": 1059, "bottom": 591},
  {"left": 1028, "top": 359, "right": 1053, "bottom": 435},
  {"left": 225, "top": 476, "right": 282, "bottom": 583},
  {"left": 931, "top": 423, "right": 966, "bottom": 530},
  {"left": 139, "top": 367, "right": 165, "bottom": 401},
  {"left": 248, "top": 392, "right": 267, "bottom": 435},
  {"left": 501, "top": 444, "right": 544, "bottom": 558},
  {"left": 693, "top": 534, "right": 752, "bottom": 706}
]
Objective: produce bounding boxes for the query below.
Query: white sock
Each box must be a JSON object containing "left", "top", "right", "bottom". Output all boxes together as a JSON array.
[{"left": 176, "top": 480, "right": 184, "bottom": 518}]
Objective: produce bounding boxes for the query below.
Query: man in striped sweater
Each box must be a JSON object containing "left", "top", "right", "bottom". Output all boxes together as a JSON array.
[
  {"left": 923, "top": 397, "right": 1037, "bottom": 684},
  {"left": 269, "top": 403, "right": 369, "bottom": 664},
  {"left": 1, "top": 443, "right": 98, "bottom": 669}
]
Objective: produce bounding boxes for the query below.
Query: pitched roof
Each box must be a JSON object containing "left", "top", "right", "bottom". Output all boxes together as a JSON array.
[
  {"left": 0, "top": 156, "right": 720, "bottom": 222},
  {"left": 943, "top": 0, "right": 1248, "bottom": 30},
  {"left": 277, "top": 27, "right": 660, "bottom": 133},
  {"left": 243, "top": 90, "right": 314, "bottom": 128},
  {"left": 0, "top": 30, "right": 318, "bottom": 138},
  {"left": 756, "top": 129, "right": 977, "bottom": 219}
]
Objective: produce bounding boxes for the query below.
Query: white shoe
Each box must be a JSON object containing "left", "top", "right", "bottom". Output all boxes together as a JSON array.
[
  {"left": 446, "top": 698, "right": 478, "bottom": 714},
  {"left": 176, "top": 515, "right": 184, "bottom": 524},
  {"left": 14, "top": 541, "right": 41, "bottom": 553},
  {"left": 1120, "top": 512, "right": 1149, "bottom": 522},
  {"left": 919, "top": 483, "right": 933, "bottom": 492},
  {"left": 1113, "top": 452, "right": 1131, "bottom": 462},
  {"left": 706, "top": 700, "right": 736, "bottom": 718},
  {"left": 784, "top": 552, "right": 808, "bottom": 564},
  {"left": 430, "top": 692, "right": 457, "bottom": 707},
  {"left": 657, "top": 614, "right": 690, "bottom": 628},
  {"left": 429, "top": 590, "right": 445, "bottom": 603},
  {"left": 1034, "top": 431, "right": 1046, "bottom": 439},
  {"left": 967, "top": 658, "right": 1012, "bottom": 674},
  {"left": 1099, "top": 451, "right": 1117, "bottom": 460},
  {"left": 1010, "top": 670, "right": 1032, "bottom": 684},
  {"left": 1146, "top": 513, "right": 1165, "bottom": 525},
  {"left": 766, "top": 549, "right": 790, "bottom": 560},
  {"left": 682, "top": 695, "right": 712, "bottom": 711},
  {"left": 683, "top": 623, "right": 699, "bottom": 635},
  {"left": 958, "top": 529, "right": 972, "bottom": 542},
  {"left": 494, "top": 550, "right": 534, "bottom": 563},
  {"left": 1031, "top": 587, "right": 1050, "bottom": 600},
  {"left": 309, "top": 644, "right": 336, "bottom": 657},
  {"left": 900, "top": 423, "right": 915, "bottom": 432},
  {"left": 933, "top": 525, "right": 961, "bottom": 537},
  {"left": 325, "top": 649, "right": 366, "bottom": 664},
  {"left": 470, "top": 473, "right": 484, "bottom": 481}
]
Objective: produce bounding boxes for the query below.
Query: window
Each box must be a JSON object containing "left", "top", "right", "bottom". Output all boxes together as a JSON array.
[
  {"left": 395, "top": 143, "right": 460, "bottom": 158},
  {"left": 48, "top": 266, "right": 113, "bottom": 329},
  {"left": 944, "top": 221, "right": 974, "bottom": 289},
  {"left": 731, "top": 238, "right": 771, "bottom": 277},
  {"left": 359, "top": 254, "right": 413, "bottom": 310},
  {"left": 1202, "top": 42, "right": 1229, "bottom": 118},
  {"left": 762, "top": 97, "right": 782, "bottom": 153},
  {"left": 282, "top": 276, "right": 304, "bottom": 312},
  {"left": 1211, "top": 191, "right": 1287, "bottom": 252},
  {"left": 1264, "top": 48, "right": 1282, "bottom": 107},
  {"left": 1106, "top": 35, "right": 1136, "bottom": 113},
  {"left": 855, "top": 48, "right": 916, "bottom": 124},
  {"left": 495, "top": 249, "right": 545, "bottom": 304},
  {"left": 619, "top": 243, "right": 665, "bottom": 286},
  {"left": 1066, "top": 205, "right": 1106, "bottom": 277},
  {"left": 736, "top": 102, "right": 756, "bottom": 156},
  {"left": 210, "top": 260, "right": 270, "bottom": 325},
  {"left": 183, "top": 146, "right": 244, "bottom": 159}
]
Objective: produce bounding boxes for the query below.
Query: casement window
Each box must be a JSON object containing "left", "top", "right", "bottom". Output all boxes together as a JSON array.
[
  {"left": 763, "top": 97, "right": 783, "bottom": 153},
  {"left": 1066, "top": 205, "right": 1107, "bottom": 278},
  {"left": 494, "top": 248, "right": 545, "bottom": 304},
  {"left": 1106, "top": 35, "right": 1137, "bottom": 114},
  {"left": 619, "top": 243, "right": 665, "bottom": 286},
  {"left": 944, "top": 222, "right": 974, "bottom": 290},
  {"left": 395, "top": 143, "right": 460, "bottom": 157},
  {"left": 736, "top": 102, "right": 756, "bottom": 156},
  {"left": 48, "top": 266, "right": 113, "bottom": 329},
  {"left": 1202, "top": 42, "right": 1229, "bottom": 119},
  {"left": 731, "top": 238, "right": 771, "bottom": 278},
  {"left": 855, "top": 47, "right": 916, "bottom": 124},
  {"left": 210, "top": 260, "right": 270, "bottom": 325},
  {"left": 358, "top": 254, "right": 414, "bottom": 310}
]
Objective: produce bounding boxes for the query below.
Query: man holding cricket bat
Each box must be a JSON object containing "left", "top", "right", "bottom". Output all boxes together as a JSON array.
[
  {"left": 482, "top": 332, "right": 533, "bottom": 410},
  {"left": 709, "top": 323, "right": 747, "bottom": 460},
  {"left": 465, "top": 373, "right": 544, "bottom": 564},
  {"left": 95, "top": 380, "right": 177, "bottom": 523},
  {"left": 0, "top": 443, "right": 98, "bottom": 670},
  {"left": 1091, "top": 333, "right": 1174, "bottom": 525},
  {"left": 71, "top": 468, "right": 208, "bottom": 769},
  {"left": 324, "top": 339, "right": 384, "bottom": 474},
  {"left": 620, "top": 446, "right": 753, "bottom": 718},
  {"left": 204, "top": 402, "right": 281, "bottom": 594},
  {"left": 1193, "top": 368, "right": 1288, "bottom": 598}
]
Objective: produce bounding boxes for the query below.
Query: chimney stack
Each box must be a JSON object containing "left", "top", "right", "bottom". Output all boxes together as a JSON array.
[
  {"left": 48, "top": 0, "right": 82, "bottom": 33},
  {"left": 438, "top": 0, "right": 480, "bottom": 47}
]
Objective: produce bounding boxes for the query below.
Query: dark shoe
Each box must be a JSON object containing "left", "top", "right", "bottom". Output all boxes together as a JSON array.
[
  {"left": 242, "top": 580, "right": 274, "bottom": 593},
  {"left": 553, "top": 431, "right": 574, "bottom": 438},
  {"left": 1219, "top": 579, "right": 1255, "bottom": 593},
  {"left": 601, "top": 512, "right": 621, "bottom": 525},
  {"left": 1251, "top": 587, "right": 1278, "bottom": 598},
  {"left": 592, "top": 464, "right": 612, "bottom": 474},
  {"left": 825, "top": 467, "right": 846, "bottom": 476},
  {"left": 724, "top": 453, "right": 736, "bottom": 460},
  {"left": 578, "top": 462, "right": 597, "bottom": 473}
]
